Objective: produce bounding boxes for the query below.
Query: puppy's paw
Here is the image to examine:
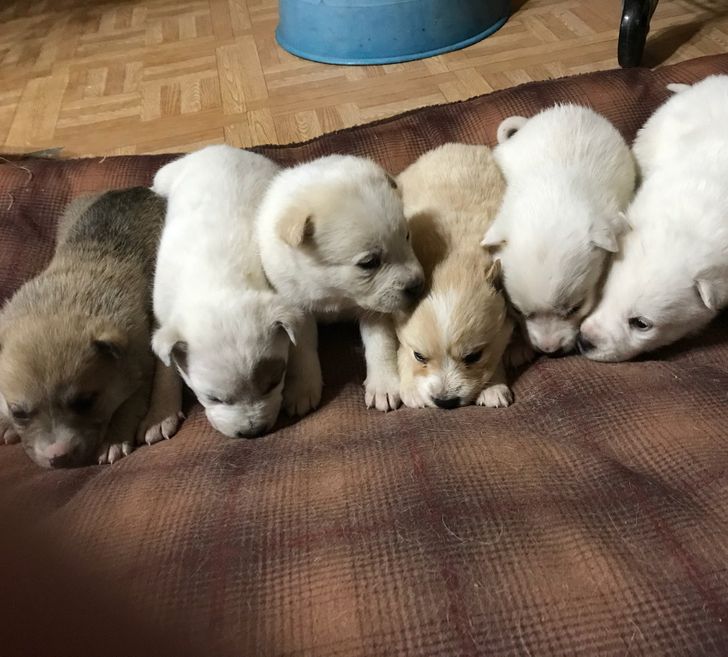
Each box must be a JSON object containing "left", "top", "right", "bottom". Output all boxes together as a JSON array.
[
  {"left": 0, "top": 415, "right": 19, "bottom": 445},
  {"left": 504, "top": 340, "right": 536, "bottom": 370},
  {"left": 400, "top": 384, "right": 427, "bottom": 409},
  {"left": 477, "top": 384, "right": 514, "bottom": 408},
  {"left": 138, "top": 411, "right": 185, "bottom": 446},
  {"left": 97, "top": 439, "right": 135, "bottom": 465},
  {"left": 364, "top": 372, "right": 401, "bottom": 412},
  {"left": 283, "top": 370, "right": 323, "bottom": 418}
]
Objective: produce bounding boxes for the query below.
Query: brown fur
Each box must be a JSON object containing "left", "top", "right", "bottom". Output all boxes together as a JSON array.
[
  {"left": 0, "top": 188, "right": 165, "bottom": 467},
  {"left": 395, "top": 144, "right": 514, "bottom": 408}
]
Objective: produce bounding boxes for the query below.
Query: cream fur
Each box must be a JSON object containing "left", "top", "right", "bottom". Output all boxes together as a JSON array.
[
  {"left": 482, "top": 104, "right": 636, "bottom": 355},
  {"left": 256, "top": 154, "right": 424, "bottom": 412},
  {"left": 395, "top": 144, "right": 514, "bottom": 409},
  {"left": 580, "top": 76, "right": 728, "bottom": 361}
]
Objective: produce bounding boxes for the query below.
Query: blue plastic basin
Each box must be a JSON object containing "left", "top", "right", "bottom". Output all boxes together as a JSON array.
[{"left": 276, "top": 0, "right": 510, "bottom": 65}]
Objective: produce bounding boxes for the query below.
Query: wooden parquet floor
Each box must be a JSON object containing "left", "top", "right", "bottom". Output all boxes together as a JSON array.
[{"left": 1, "top": 0, "right": 726, "bottom": 156}]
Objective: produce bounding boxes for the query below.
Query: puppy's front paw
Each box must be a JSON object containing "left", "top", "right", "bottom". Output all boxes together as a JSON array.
[
  {"left": 400, "top": 384, "right": 427, "bottom": 409},
  {"left": 477, "top": 384, "right": 514, "bottom": 408},
  {"left": 283, "top": 369, "right": 323, "bottom": 417},
  {"left": 0, "top": 415, "right": 19, "bottom": 445},
  {"left": 97, "top": 439, "right": 135, "bottom": 465},
  {"left": 138, "top": 411, "right": 185, "bottom": 446},
  {"left": 364, "top": 372, "right": 401, "bottom": 412}
]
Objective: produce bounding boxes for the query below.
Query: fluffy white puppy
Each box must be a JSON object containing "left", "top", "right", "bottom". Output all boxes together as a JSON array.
[
  {"left": 395, "top": 144, "right": 514, "bottom": 410},
  {"left": 257, "top": 155, "right": 424, "bottom": 412},
  {"left": 579, "top": 76, "right": 728, "bottom": 361},
  {"left": 481, "top": 104, "right": 636, "bottom": 356},
  {"left": 152, "top": 145, "right": 315, "bottom": 438}
]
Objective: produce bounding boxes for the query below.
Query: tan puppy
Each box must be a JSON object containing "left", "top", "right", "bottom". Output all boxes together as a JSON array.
[
  {"left": 395, "top": 144, "right": 514, "bottom": 409},
  {"left": 0, "top": 188, "right": 180, "bottom": 468}
]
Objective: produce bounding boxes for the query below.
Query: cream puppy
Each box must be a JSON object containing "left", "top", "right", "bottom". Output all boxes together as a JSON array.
[
  {"left": 579, "top": 76, "right": 728, "bottom": 361},
  {"left": 257, "top": 155, "right": 425, "bottom": 412},
  {"left": 482, "top": 104, "right": 636, "bottom": 356},
  {"left": 395, "top": 144, "right": 513, "bottom": 409},
  {"left": 152, "top": 146, "right": 313, "bottom": 438}
]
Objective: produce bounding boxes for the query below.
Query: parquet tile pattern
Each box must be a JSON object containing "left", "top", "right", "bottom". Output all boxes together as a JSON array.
[{"left": 1, "top": 0, "right": 726, "bottom": 156}]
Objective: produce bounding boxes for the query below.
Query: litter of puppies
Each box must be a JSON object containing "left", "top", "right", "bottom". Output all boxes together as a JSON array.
[{"left": 1, "top": 74, "right": 726, "bottom": 467}]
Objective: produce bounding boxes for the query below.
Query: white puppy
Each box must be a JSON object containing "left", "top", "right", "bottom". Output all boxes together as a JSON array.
[
  {"left": 395, "top": 144, "right": 514, "bottom": 410},
  {"left": 257, "top": 155, "right": 425, "bottom": 412},
  {"left": 152, "top": 145, "right": 314, "bottom": 438},
  {"left": 481, "top": 105, "right": 636, "bottom": 356},
  {"left": 579, "top": 76, "right": 728, "bottom": 361}
]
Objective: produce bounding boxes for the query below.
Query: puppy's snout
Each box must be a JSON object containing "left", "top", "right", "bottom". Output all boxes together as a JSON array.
[
  {"left": 576, "top": 333, "right": 595, "bottom": 354},
  {"left": 403, "top": 277, "right": 425, "bottom": 301},
  {"left": 235, "top": 423, "right": 267, "bottom": 439},
  {"left": 43, "top": 442, "right": 83, "bottom": 468},
  {"left": 432, "top": 395, "right": 461, "bottom": 410}
]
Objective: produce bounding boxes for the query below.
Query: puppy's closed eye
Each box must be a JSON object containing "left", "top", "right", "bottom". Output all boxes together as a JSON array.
[
  {"left": 357, "top": 254, "right": 381, "bottom": 270},
  {"left": 67, "top": 392, "right": 98, "bottom": 414},
  {"left": 9, "top": 404, "right": 33, "bottom": 423},
  {"left": 563, "top": 302, "right": 583, "bottom": 319},
  {"left": 462, "top": 350, "right": 483, "bottom": 365}
]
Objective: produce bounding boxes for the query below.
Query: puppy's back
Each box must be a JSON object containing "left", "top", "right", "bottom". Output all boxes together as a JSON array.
[
  {"left": 398, "top": 144, "right": 505, "bottom": 272},
  {"left": 3, "top": 188, "right": 165, "bottom": 328}
]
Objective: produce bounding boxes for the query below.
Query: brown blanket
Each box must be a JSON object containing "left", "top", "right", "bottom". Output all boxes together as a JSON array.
[{"left": 1, "top": 55, "right": 728, "bottom": 657}]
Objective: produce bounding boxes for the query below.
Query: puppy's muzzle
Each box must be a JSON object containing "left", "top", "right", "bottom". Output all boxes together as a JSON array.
[
  {"left": 432, "top": 395, "right": 461, "bottom": 410},
  {"left": 576, "top": 333, "right": 595, "bottom": 354},
  {"left": 403, "top": 277, "right": 425, "bottom": 303},
  {"left": 235, "top": 423, "right": 268, "bottom": 439}
]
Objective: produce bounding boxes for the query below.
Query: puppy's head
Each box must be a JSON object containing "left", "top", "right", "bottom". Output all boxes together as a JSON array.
[
  {"left": 397, "top": 258, "right": 512, "bottom": 408},
  {"left": 0, "top": 316, "right": 139, "bottom": 468},
  {"left": 266, "top": 156, "right": 424, "bottom": 314},
  {"left": 578, "top": 235, "right": 727, "bottom": 362},
  {"left": 482, "top": 186, "right": 627, "bottom": 355},
  {"left": 153, "top": 292, "right": 302, "bottom": 438}
]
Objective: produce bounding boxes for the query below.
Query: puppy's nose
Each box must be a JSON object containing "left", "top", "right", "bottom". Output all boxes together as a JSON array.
[
  {"left": 576, "top": 333, "right": 595, "bottom": 354},
  {"left": 49, "top": 452, "right": 78, "bottom": 469},
  {"left": 432, "top": 396, "right": 461, "bottom": 410},
  {"left": 236, "top": 424, "right": 267, "bottom": 439},
  {"left": 403, "top": 277, "right": 425, "bottom": 301}
]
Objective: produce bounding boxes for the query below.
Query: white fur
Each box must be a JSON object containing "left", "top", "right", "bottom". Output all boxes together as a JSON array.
[
  {"left": 580, "top": 76, "right": 728, "bottom": 361},
  {"left": 482, "top": 104, "right": 636, "bottom": 354},
  {"left": 152, "top": 145, "right": 316, "bottom": 437},
  {"left": 256, "top": 154, "right": 424, "bottom": 411}
]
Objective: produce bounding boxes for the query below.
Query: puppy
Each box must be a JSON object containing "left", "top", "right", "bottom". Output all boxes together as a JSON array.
[
  {"left": 579, "top": 76, "right": 728, "bottom": 361},
  {"left": 152, "top": 145, "right": 313, "bottom": 438},
  {"left": 257, "top": 154, "right": 425, "bottom": 412},
  {"left": 395, "top": 144, "right": 513, "bottom": 409},
  {"left": 0, "top": 188, "right": 178, "bottom": 468},
  {"left": 481, "top": 104, "right": 636, "bottom": 356}
]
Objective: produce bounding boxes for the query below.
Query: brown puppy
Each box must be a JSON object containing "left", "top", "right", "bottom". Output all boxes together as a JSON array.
[
  {"left": 395, "top": 144, "right": 514, "bottom": 409},
  {"left": 0, "top": 188, "right": 178, "bottom": 468}
]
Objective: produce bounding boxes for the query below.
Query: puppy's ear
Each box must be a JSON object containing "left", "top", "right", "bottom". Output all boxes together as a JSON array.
[
  {"left": 481, "top": 223, "right": 507, "bottom": 250},
  {"left": 152, "top": 325, "right": 188, "bottom": 371},
  {"left": 666, "top": 82, "right": 691, "bottom": 94},
  {"left": 590, "top": 224, "right": 619, "bottom": 253},
  {"left": 614, "top": 211, "right": 632, "bottom": 234},
  {"left": 272, "top": 305, "right": 305, "bottom": 347},
  {"left": 277, "top": 211, "right": 315, "bottom": 248},
  {"left": 695, "top": 266, "right": 728, "bottom": 312},
  {"left": 485, "top": 259, "right": 503, "bottom": 292},
  {"left": 93, "top": 328, "right": 128, "bottom": 360}
]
